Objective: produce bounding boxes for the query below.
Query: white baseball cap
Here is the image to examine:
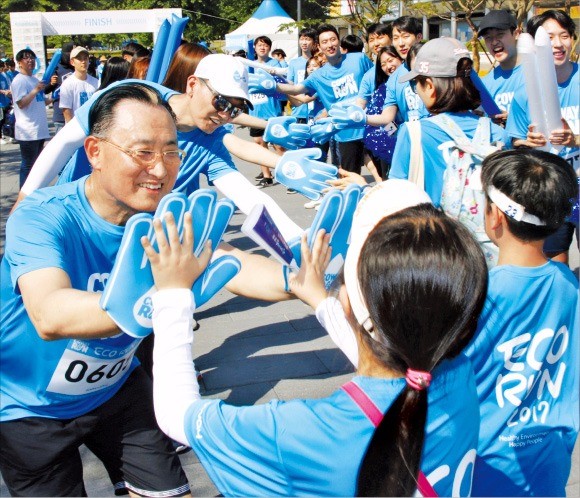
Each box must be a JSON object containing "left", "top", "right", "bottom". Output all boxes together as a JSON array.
[
  {"left": 344, "top": 180, "right": 432, "bottom": 332},
  {"left": 194, "top": 54, "right": 253, "bottom": 109},
  {"left": 70, "top": 46, "right": 89, "bottom": 59}
]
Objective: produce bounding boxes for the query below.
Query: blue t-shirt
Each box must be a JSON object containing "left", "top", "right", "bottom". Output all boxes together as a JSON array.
[
  {"left": 506, "top": 62, "right": 579, "bottom": 173},
  {"left": 390, "top": 112, "right": 507, "bottom": 205},
  {"left": 1, "top": 177, "right": 141, "bottom": 422},
  {"left": 184, "top": 354, "right": 479, "bottom": 496},
  {"left": 287, "top": 56, "right": 308, "bottom": 119},
  {"left": 481, "top": 64, "right": 524, "bottom": 114},
  {"left": 357, "top": 66, "right": 376, "bottom": 103},
  {"left": 249, "top": 57, "right": 282, "bottom": 121},
  {"left": 465, "top": 262, "right": 579, "bottom": 497},
  {"left": 57, "top": 80, "right": 237, "bottom": 195},
  {"left": 302, "top": 52, "right": 373, "bottom": 143},
  {"left": 384, "top": 64, "right": 429, "bottom": 123},
  {"left": 0, "top": 71, "right": 11, "bottom": 107}
]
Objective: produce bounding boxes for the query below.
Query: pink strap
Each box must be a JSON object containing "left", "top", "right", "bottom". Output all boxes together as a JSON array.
[{"left": 342, "top": 381, "right": 438, "bottom": 497}]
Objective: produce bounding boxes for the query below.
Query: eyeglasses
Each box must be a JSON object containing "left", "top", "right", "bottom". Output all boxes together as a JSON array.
[
  {"left": 99, "top": 138, "right": 186, "bottom": 167},
  {"left": 199, "top": 78, "right": 247, "bottom": 119}
]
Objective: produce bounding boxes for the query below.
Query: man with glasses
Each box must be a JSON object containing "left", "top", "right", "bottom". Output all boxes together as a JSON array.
[
  {"left": 0, "top": 84, "right": 191, "bottom": 497},
  {"left": 10, "top": 49, "right": 52, "bottom": 186}
]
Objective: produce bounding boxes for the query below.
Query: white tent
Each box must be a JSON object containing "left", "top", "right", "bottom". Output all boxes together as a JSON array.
[{"left": 225, "top": 0, "right": 298, "bottom": 59}]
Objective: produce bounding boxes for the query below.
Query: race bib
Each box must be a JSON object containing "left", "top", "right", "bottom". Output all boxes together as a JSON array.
[{"left": 46, "top": 339, "right": 138, "bottom": 396}]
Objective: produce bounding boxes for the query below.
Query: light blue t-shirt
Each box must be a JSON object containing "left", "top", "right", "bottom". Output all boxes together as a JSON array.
[
  {"left": 302, "top": 52, "right": 373, "bottom": 142},
  {"left": 1, "top": 177, "right": 141, "bottom": 422},
  {"left": 481, "top": 64, "right": 524, "bottom": 114},
  {"left": 57, "top": 80, "right": 238, "bottom": 195},
  {"left": 390, "top": 112, "right": 507, "bottom": 205},
  {"left": 465, "top": 262, "right": 579, "bottom": 497},
  {"left": 385, "top": 64, "right": 429, "bottom": 123},
  {"left": 357, "top": 66, "right": 376, "bottom": 103},
  {"left": 249, "top": 57, "right": 282, "bottom": 121},
  {"left": 506, "top": 62, "right": 579, "bottom": 173},
  {"left": 0, "top": 71, "right": 10, "bottom": 107},
  {"left": 184, "top": 354, "right": 479, "bottom": 496},
  {"left": 287, "top": 56, "right": 308, "bottom": 119}
]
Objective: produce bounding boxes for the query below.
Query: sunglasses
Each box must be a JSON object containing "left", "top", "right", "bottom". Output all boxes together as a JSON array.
[
  {"left": 200, "top": 78, "right": 247, "bottom": 119},
  {"left": 409, "top": 78, "right": 418, "bottom": 94}
]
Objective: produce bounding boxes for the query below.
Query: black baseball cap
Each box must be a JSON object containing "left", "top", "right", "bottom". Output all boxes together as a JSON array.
[{"left": 478, "top": 10, "right": 517, "bottom": 36}]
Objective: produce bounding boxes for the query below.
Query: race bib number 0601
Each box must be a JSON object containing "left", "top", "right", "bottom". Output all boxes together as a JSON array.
[{"left": 47, "top": 343, "right": 136, "bottom": 396}]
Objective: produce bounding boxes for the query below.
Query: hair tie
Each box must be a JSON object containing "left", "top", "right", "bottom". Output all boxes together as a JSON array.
[{"left": 406, "top": 368, "right": 432, "bottom": 391}]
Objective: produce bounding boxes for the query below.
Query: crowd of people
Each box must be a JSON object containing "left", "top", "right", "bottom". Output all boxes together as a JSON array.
[{"left": 0, "top": 7, "right": 578, "bottom": 497}]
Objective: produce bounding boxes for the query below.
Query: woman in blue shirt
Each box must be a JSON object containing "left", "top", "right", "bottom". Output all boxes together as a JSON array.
[{"left": 146, "top": 182, "right": 488, "bottom": 497}]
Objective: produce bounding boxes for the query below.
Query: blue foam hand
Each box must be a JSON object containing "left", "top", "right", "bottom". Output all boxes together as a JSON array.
[
  {"left": 248, "top": 69, "right": 278, "bottom": 96},
  {"left": 100, "top": 193, "right": 189, "bottom": 338},
  {"left": 100, "top": 191, "right": 237, "bottom": 338},
  {"left": 275, "top": 148, "right": 338, "bottom": 201},
  {"left": 309, "top": 118, "right": 337, "bottom": 144},
  {"left": 192, "top": 255, "right": 241, "bottom": 308},
  {"left": 187, "top": 189, "right": 236, "bottom": 256},
  {"left": 329, "top": 102, "right": 367, "bottom": 130},
  {"left": 264, "top": 117, "right": 311, "bottom": 150},
  {"left": 308, "top": 185, "right": 363, "bottom": 288}
]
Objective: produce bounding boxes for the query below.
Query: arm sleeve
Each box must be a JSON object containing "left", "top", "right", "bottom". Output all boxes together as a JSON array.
[
  {"left": 21, "top": 118, "right": 87, "bottom": 194},
  {"left": 389, "top": 123, "right": 411, "bottom": 180},
  {"left": 315, "top": 297, "right": 359, "bottom": 367},
  {"left": 151, "top": 289, "right": 201, "bottom": 445},
  {"left": 505, "top": 90, "right": 529, "bottom": 140},
  {"left": 213, "top": 171, "right": 304, "bottom": 241}
]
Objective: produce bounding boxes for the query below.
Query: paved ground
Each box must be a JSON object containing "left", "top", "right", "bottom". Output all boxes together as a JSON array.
[{"left": 0, "top": 123, "right": 578, "bottom": 496}]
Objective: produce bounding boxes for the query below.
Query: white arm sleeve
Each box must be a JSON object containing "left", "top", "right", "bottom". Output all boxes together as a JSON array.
[
  {"left": 152, "top": 289, "right": 201, "bottom": 446},
  {"left": 214, "top": 171, "right": 304, "bottom": 241},
  {"left": 21, "top": 117, "right": 87, "bottom": 195},
  {"left": 315, "top": 296, "right": 359, "bottom": 367}
]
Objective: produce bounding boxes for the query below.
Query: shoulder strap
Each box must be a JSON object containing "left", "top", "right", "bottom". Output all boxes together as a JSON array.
[
  {"left": 406, "top": 120, "right": 425, "bottom": 190},
  {"left": 430, "top": 114, "right": 497, "bottom": 158},
  {"left": 342, "top": 381, "right": 438, "bottom": 497}
]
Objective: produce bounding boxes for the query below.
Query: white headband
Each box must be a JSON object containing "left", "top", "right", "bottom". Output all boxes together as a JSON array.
[
  {"left": 487, "top": 186, "right": 546, "bottom": 226},
  {"left": 343, "top": 180, "right": 432, "bottom": 335}
]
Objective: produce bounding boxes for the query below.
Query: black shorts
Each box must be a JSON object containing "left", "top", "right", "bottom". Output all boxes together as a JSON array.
[
  {"left": 543, "top": 221, "right": 575, "bottom": 254},
  {"left": 249, "top": 126, "right": 265, "bottom": 138},
  {"left": 0, "top": 367, "right": 189, "bottom": 497},
  {"left": 338, "top": 140, "right": 365, "bottom": 174}
]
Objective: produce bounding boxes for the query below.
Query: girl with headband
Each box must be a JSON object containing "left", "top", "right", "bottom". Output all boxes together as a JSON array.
[{"left": 144, "top": 179, "right": 488, "bottom": 496}]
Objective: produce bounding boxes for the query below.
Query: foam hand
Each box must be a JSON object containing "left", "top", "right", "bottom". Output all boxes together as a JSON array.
[
  {"left": 248, "top": 69, "right": 278, "bottom": 96},
  {"left": 100, "top": 192, "right": 189, "bottom": 338},
  {"left": 307, "top": 185, "right": 363, "bottom": 288},
  {"left": 329, "top": 103, "right": 367, "bottom": 130},
  {"left": 309, "top": 118, "right": 337, "bottom": 144},
  {"left": 275, "top": 148, "right": 338, "bottom": 201},
  {"left": 187, "top": 189, "right": 236, "bottom": 257},
  {"left": 101, "top": 192, "right": 238, "bottom": 338},
  {"left": 264, "top": 116, "right": 311, "bottom": 150}
]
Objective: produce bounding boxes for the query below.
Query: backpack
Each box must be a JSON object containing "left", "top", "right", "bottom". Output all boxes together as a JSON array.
[{"left": 409, "top": 114, "right": 502, "bottom": 267}]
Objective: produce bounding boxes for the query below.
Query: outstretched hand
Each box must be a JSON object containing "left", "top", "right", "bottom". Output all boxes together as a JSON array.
[
  {"left": 290, "top": 229, "right": 331, "bottom": 309},
  {"left": 142, "top": 212, "right": 212, "bottom": 291},
  {"left": 326, "top": 168, "right": 369, "bottom": 191}
]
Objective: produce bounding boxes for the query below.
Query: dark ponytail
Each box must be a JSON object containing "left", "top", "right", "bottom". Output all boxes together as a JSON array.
[{"left": 355, "top": 205, "right": 488, "bottom": 496}]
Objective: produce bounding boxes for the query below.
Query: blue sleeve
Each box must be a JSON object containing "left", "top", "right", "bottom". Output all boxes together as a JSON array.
[
  {"left": 390, "top": 123, "right": 411, "bottom": 180},
  {"left": 357, "top": 70, "right": 375, "bottom": 101},
  {"left": 505, "top": 89, "right": 530, "bottom": 141},
  {"left": 206, "top": 128, "right": 237, "bottom": 183},
  {"left": 384, "top": 73, "right": 397, "bottom": 108},
  {"left": 5, "top": 202, "right": 68, "bottom": 290},
  {"left": 185, "top": 399, "right": 289, "bottom": 496},
  {"left": 287, "top": 61, "right": 296, "bottom": 83},
  {"left": 302, "top": 72, "right": 319, "bottom": 95}
]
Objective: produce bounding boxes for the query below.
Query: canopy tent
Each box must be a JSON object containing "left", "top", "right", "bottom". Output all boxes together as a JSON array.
[{"left": 225, "top": 0, "right": 298, "bottom": 60}]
